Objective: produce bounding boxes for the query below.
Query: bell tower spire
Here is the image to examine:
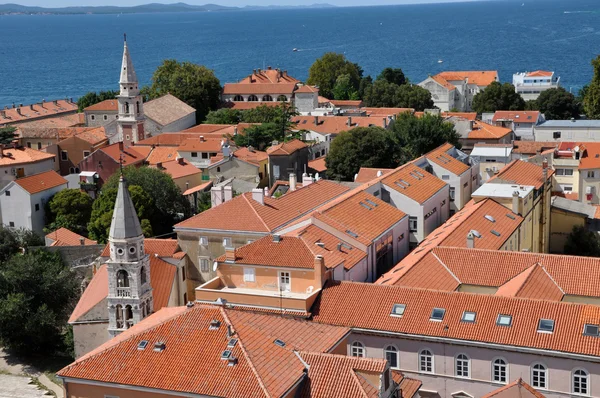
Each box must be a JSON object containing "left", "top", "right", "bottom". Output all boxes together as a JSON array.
[
  {"left": 116, "top": 34, "right": 146, "bottom": 147},
  {"left": 106, "top": 175, "right": 153, "bottom": 337}
]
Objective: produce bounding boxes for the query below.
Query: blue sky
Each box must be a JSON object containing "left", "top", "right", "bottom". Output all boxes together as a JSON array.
[{"left": 13, "top": 0, "right": 482, "bottom": 7}]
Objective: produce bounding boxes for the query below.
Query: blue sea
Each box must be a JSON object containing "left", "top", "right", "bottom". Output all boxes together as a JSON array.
[{"left": 0, "top": 0, "right": 599, "bottom": 107}]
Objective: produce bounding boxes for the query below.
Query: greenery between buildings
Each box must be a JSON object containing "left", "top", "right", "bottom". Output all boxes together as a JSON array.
[
  {"left": 564, "top": 225, "right": 600, "bottom": 257},
  {"left": 76, "top": 90, "right": 119, "bottom": 112},
  {"left": 44, "top": 189, "right": 94, "bottom": 236},
  {"left": 525, "top": 87, "right": 581, "bottom": 120},
  {"left": 583, "top": 55, "right": 600, "bottom": 119},
  {"left": 471, "top": 81, "right": 526, "bottom": 114}
]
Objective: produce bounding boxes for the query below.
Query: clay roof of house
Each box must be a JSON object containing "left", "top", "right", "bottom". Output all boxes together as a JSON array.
[
  {"left": 12, "top": 170, "right": 67, "bottom": 194},
  {"left": 297, "top": 224, "right": 366, "bottom": 271},
  {"left": 181, "top": 124, "right": 235, "bottom": 134},
  {"left": 72, "top": 127, "right": 108, "bottom": 145},
  {"left": 423, "top": 143, "right": 470, "bottom": 175},
  {"left": 68, "top": 264, "right": 108, "bottom": 323},
  {"left": 98, "top": 143, "right": 148, "bottom": 166},
  {"left": 84, "top": 99, "right": 118, "bottom": 112},
  {"left": 144, "top": 94, "right": 196, "bottom": 127},
  {"left": 552, "top": 191, "right": 580, "bottom": 201},
  {"left": 298, "top": 352, "right": 387, "bottom": 398},
  {"left": 483, "top": 378, "right": 546, "bottom": 398},
  {"left": 292, "top": 116, "right": 387, "bottom": 135},
  {"left": 311, "top": 280, "right": 600, "bottom": 358},
  {"left": 0, "top": 100, "right": 77, "bottom": 124},
  {"left": 436, "top": 71, "right": 498, "bottom": 86},
  {"left": 441, "top": 112, "right": 478, "bottom": 120},
  {"left": 330, "top": 100, "right": 362, "bottom": 107},
  {"left": 236, "top": 68, "right": 300, "bottom": 85},
  {"left": 493, "top": 111, "right": 540, "bottom": 123},
  {"left": 146, "top": 146, "right": 179, "bottom": 165},
  {"left": 354, "top": 167, "right": 395, "bottom": 183},
  {"left": 468, "top": 121, "right": 512, "bottom": 140},
  {"left": 526, "top": 70, "right": 553, "bottom": 78},
  {"left": 14, "top": 113, "right": 83, "bottom": 129},
  {"left": 512, "top": 141, "right": 558, "bottom": 155},
  {"left": 227, "top": 101, "right": 281, "bottom": 110},
  {"left": 381, "top": 163, "right": 447, "bottom": 204},
  {"left": 175, "top": 180, "right": 350, "bottom": 233},
  {"left": 576, "top": 143, "right": 600, "bottom": 170},
  {"left": 0, "top": 146, "right": 55, "bottom": 167},
  {"left": 392, "top": 371, "right": 422, "bottom": 398},
  {"left": 362, "top": 107, "right": 414, "bottom": 116},
  {"left": 295, "top": 85, "right": 319, "bottom": 94},
  {"left": 313, "top": 191, "right": 407, "bottom": 246},
  {"left": 267, "top": 180, "right": 304, "bottom": 196},
  {"left": 46, "top": 228, "right": 97, "bottom": 247},
  {"left": 495, "top": 264, "right": 564, "bottom": 301},
  {"left": 223, "top": 83, "right": 298, "bottom": 95},
  {"left": 138, "top": 132, "right": 229, "bottom": 147},
  {"left": 177, "top": 137, "right": 224, "bottom": 152},
  {"left": 61, "top": 304, "right": 350, "bottom": 398},
  {"left": 430, "top": 75, "right": 456, "bottom": 90},
  {"left": 182, "top": 180, "right": 213, "bottom": 196},
  {"left": 308, "top": 157, "right": 327, "bottom": 172},
  {"left": 266, "top": 139, "right": 307, "bottom": 155},
  {"left": 157, "top": 159, "right": 201, "bottom": 179},
  {"left": 17, "top": 126, "right": 90, "bottom": 140},
  {"left": 491, "top": 159, "right": 554, "bottom": 189},
  {"left": 233, "top": 147, "right": 268, "bottom": 166}
]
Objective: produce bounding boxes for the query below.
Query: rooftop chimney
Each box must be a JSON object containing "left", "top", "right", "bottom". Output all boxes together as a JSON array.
[
  {"left": 211, "top": 185, "right": 224, "bottom": 208},
  {"left": 200, "top": 135, "right": 205, "bottom": 142},
  {"left": 178, "top": 157, "right": 184, "bottom": 165},
  {"left": 383, "top": 117, "right": 387, "bottom": 129},
  {"left": 53, "top": 100, "right": 58, "bottom": 106},
  {"left": 466, "top": 232, "right": 475, "bottom": 249},
  {"left": 224, "top": 186, "right": 233, "bottom": 202},
  {"left": 347, "top": 116, "right": 352, "bottom": 127},
  {"left": 337, "top": 242, "right": 343, "bottom": 252},
  {"left": 0, "top": 110, "right": 5, "bottom": 118},
  {"left": 267, "top": 66, "right": 272, "bottom": 70},
  {"left": 512, "top": 191, "right": 520, "bottom": 215},
  {"left": 156, "top": 162, "right": 163, "bottom": 169},
  {"left": 79, "top": 237, "right": 85, "bottom": 246},
  {"left": 314, "top": 255, "right": 328, "bottom": 288},
  {"left": 302, "top": 173, "right": 313, "bottom": 186},
  {"left": 252, "top": 188, "right": 264, "bottom": 205},
  {"left": 16, "top": 108, "right": 22, "bottom": 116},
  {"left": 289, "top": 173, "right": 297, "bottom": 191},
  {"left": 225, "top": 247, "right": 235, "bottom": 262},
  {"left": 314, "top": 116, "right": 319, "bottom": 125},
  {"left": 273, "top": 234, "right": 281, "bottom": 243},
  {"left": 29, "top": 104, "right": 34, "bottom": 111},
  {"left": 542, "top": 158, "right": 548, "bottom": 169}
]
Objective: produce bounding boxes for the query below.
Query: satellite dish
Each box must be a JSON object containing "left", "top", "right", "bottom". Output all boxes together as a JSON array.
[{"left": 212, "top": 261, "right": 218, "bottom": 272}]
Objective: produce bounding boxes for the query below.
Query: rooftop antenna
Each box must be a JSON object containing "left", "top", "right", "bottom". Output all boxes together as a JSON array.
[{"left": 119, "top": 152, "right": 126, "bottom": 175}]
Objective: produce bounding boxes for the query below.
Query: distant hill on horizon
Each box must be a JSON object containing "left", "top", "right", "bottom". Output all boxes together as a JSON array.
[{"left": 0, "top": 2, "right": 337, "bottom": 15}]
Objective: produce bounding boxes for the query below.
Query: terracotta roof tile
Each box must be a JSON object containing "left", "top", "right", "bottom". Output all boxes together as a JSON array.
[
  {"left": 182, "top": 181, "right": 213, "bottom": 196},
  {"left": 527, "top": 70, "right": 553, "bottom": 77},
  {"left": 483, "top": 378, "right": 546, "bottom": 398},
  {"left": 423, "top": 143, "right": 470, "bottom": 175},
  {"left": 46, "top": 228, "right": 97, "bottom": 247},
  {"left": 436, "top": 71, "right": 498, "bottom": 86},
  {"left": 68, "top": 264, "right": 108, "bottom": 323},
  {"left": 354, "top": 167, "right": 395, "bottom": 183},
  {"left": 177, "top": 136, "right": 225, "bottom": 152},
  {"left": 15, "top": 113, "right": 83, "bottom": 129},
  {"left": 223, "top": 83, "right": 297, "bottom": 95},
  {"left": 144, "top": 94, "right": 195, "bottom": 127},
  {"left": 292, "top": 116, "right": 387, "bottom": 135},
  {"left": 441, "top": 112, "right": 477, "bottom": 120},
  {"left": 236, "top": 69, "right": 300, "bottom": 85},
  {"left": 0, "top": 146, "right": 55, "bottom": 167},
  {"left": 233, "top": 147, "right": 268, "bottom": 166},
  {"left": 176, "top": 180, "right": 350, "bottom": 233},
  {"left": 329, "top": 100, "right": 362, "bottom": 107},
  {"left": 577, "top": 142, "right": 600, "bottom": 170},
  {"left": 266, "top": 139, "right": 307, "bottom": 155},
  {"left": 84, "top": 99, "right": 118, "bottom": 112},
  {"left": 157, "top": 159, "right": 201, "bottom": 179},
  {"left": 99, "top": 142, "right": 148, "bottom": 166},
  {"left": 13, "top": 170, "right": 67, "bottom": 194},
  {"left": 362, "top": 107, "right": 414, "bottom": 117},
  {"left": 181, "top": 124, "right": 236, "bottom": 134},
  {"left": 493, "top": 111, "right": 540, "bottom": 123},
  {"left": 0, "top": 100, "right": 77, "bottom": 124},
  {"left": 493, "top": 160, "right": 554, "bottom": 189},
  {"left": 430, "top": 75, "right": 455, "bottom": 90},
  {"left": 220, "top": 235, "right": 317, "bottom": 269},
  {"left": 73, "top": 127, "right": 108, "bottom": 145},
  {"left": 468, "top": 121, "right": 512, "bottom": 140},
  {"left": 512, "top": 141, "right": 557, "bottom": 155},
  {"left": 495, "top": 264, "right": 564, "bottom": 301},
  {"left": 146, "top": 146, "right": 179, "bottom": 165},
  {"left": 308, "top": 157, "right": 327, "bottom": 172},
  {"left": 391, "top": 371, "right": 422, "bottom": 398},
  {"left": 382, "top": 163, "right": 447, "bottom": 204},
  {"left": 296, "top": 85, "right": 319, "bottom": 94},
  {"left": 138, "top": 131, "right": 229, "bottom": 147},
  {"left": 311, "top": 281, "right": 600, "bottom": 358},
  {"left": 297, "top": 224, "right": 366, "bottom": 270}
]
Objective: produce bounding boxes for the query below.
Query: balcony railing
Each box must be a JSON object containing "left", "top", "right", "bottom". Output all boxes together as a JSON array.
[{"left": 117, "top": 288, "right": 131, "bottom": 297}]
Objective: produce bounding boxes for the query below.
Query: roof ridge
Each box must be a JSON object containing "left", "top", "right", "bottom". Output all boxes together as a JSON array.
[
  {"left": 537, "top": 263, "right": 566, "bottom": 295},
  {"left": 431, "top": 251, "right": 461, "bottom": 285},
  {"left": 242, "top": 193, "right": 271, "bottom": 232},
  {"left": 221, "top": 307, "right": 272, "bottom": 398},
  {"left": 349, "top": 369, "right": 373, "bottom": 398}
]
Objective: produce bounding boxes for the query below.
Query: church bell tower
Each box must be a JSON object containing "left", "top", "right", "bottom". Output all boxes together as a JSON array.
[
  {"left": 117, "top": 34, "right": 146, "bottom": 147},
  {"left": 107, "top": 175, "right": 153, "bottom": 337}
]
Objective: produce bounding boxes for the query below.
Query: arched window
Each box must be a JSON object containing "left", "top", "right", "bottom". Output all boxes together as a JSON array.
[
  {"left": 140, "top": 266, "right": 147, "bottom": 285},
  {"left": 146, "top": 300, "right": 151, "bottom": 316},
  {"left": 531, "top": 363, "right": 547, "bottom": 389},
  {"left": 75, "top": 167, "right": 80, "bottom": 173},
  {"left": 419, "top": 349, "right": 433, "bottom": 373},
  {"left": 351, "top": 341, "right": 365, "bottom": 358},
  {"left": 233, "top": 95, "right": 244, "bottom": 101},
  {"left": 248, "top": 95, "right": 259, "bottom": 102},
  {"left": 262, "top": 95, "right": 273, "bottom": 102},
  {"left": 573, "top": 368, "right": 589, "bottom": 395},
  {"left": 277, "top": 95, "right": 288, "bottom": 102},
  {"left": 69, "top": 167, "right": 75, "bottom": 174},
  {"left": 384, "top": 345, "right": 398, "bottom": 368},
  {"left": 141, "top": 302, "right": 146, "bottom": 318},
  {"left": 492, "top": 358, "right": 508, "bottom": 384},
  {"left": 124, "top": 102, "right": 130, "bottom": 114},
  {"left": 115, "top": 304, "right": 123, "bottom": 328},
  {"left": 116, "top": 270, "right": 129, "bottom": 287},
  {"left": 136, "top": 101, "right": 140, "bottom": 114},
  {"left": 455, "top": 354, "right": 470, "bottom": 378}
]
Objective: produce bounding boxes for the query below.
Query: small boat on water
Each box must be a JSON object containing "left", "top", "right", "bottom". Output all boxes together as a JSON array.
[
  {"left": 438, "top": 59, "right": 443, "bottom": 64},
  {"left": 293, "top": 48, "right": 298, "bottom": 52}
]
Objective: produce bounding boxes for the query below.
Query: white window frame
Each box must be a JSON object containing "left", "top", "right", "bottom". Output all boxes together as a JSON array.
[
  {"left": 222, "top": 237, "right": 232, "bottom": 247},
  {"left": 409, "top": 217, "right": 418, "bottom": 232},
  {"left": 572, "top": 368, "right": 590, "bottom": 396},
  {"left": 384, "top": 344, "right": 399, "bottom": 369},
  {"left": 199, "top": 257, "right": 210, "bottom": 273},
  {"left": 278, "top": 271, "right": 291, "bottom": 292},
  {"left": 199, "top": 236, "right": 208, "bottom": 246},
  {"left": 492, "top": 357, "right": 508, "bottom": 384},
  {"left": 419, "top": 348, "right": 434, "bottom": 374},
  {"left": 351, "top": 341, "right": 365, "bottom": 358},
  {"left": 243, "top": 267, "right": 255, "bottom": 283},
  {"left": 565, "top": 168, "right": 574, "bottom": 176},
  {"left": 455, "top": 353, "right": 470, "bottom": 378},
  {"left": 531, "top": 362, "right": 548, "bottom": 389}
]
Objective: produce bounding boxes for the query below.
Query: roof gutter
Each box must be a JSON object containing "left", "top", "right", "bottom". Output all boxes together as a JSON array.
[{"left": 58, "top": 377, "right": 215, "bottom": 397}]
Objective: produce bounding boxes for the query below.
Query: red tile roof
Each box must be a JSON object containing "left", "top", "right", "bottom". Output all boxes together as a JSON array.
[
  {"left": 236, "top": 68, "right": 300, "bottom": 85},
  {"left": 329, "top": 100, "right": 363, "bottom": 107},
  {"left": 382, "top": 163, "right": 447, "bottom": 204},
  {"left": 146, "top": 146, "right": 179, "bottom": 165},
  {"left": 175, "top": 180, "right": 350, "bottom": 233},
  {"left": 60, "top": 304, "right": 349, "bottom": 398},
  {"left": 73, "top": 127, "right": 108, "bottom": 145},
  {"left": 392, "top": 371, "right": 422, "bottom": 398},
  {"left": 0, "top": 100, "right": 78, "bottom": 124},
  {"left": 177, "top": 137, "right": 224, "bottom": 152},
  {"left": 577, "top": 142, "right": 600, "bottom": 170},
  {"left": 0, "top": 146, "right": 55, "bottom": 167},
  {"left": 297, "top": 224, "right": 366, "bottom": 270},
  {"left": 46, "top": 228, "right": 97, "bottom": 247},
  {"left": 495, "top": 264, "right": 564, "bottom": 301},
  {"left": 182, "top": 181, "right": 213, "bottom": 196},
  {"left": 436, "top": 71, "right": 498, "bottom": 86},
  {"left": 492, "top": 160, "right": 554, "bottom": 189},
  {"left": 354, "top": 167, "right": 395, "bottom": 183},
  {"left": 441, "top": 112, "right": 477, "bottom": 121},
  {"left": 138, "top": 131, "right": 230, "bottom": 147},
  {"left": 296, "top": 85, "right": 319, "bottom": 94},
  {"left": 181, "top": 124, "right": 235, "bottom": 134},
  {"left": 266, "top": 139, "right": 307, "bottom": 155},
  {"left": 311, "top": 280, "right": 600, "bottom": 358},
  {"left": 15, "top": 113, "right": 83, "bottom": 130},
  {"left": 292, "top": 116, "right": 387, "bottom": 135},
  {"left": 157, "top": 159, "right": 201, "bottom": 179},
  {"left": 308, "top": 157, "right": 327, "bottom": 172},
  {"left": 223, "top": 83, "right": 297, "bottom": 95},
  {"left": 13, "top": 170, "right": 67, "bottom": 194},
  {"left": 423, "top": 143, "right": 470, "bottom": 175},
  {"left": 468, "top": 121, "right": 512, "bottom": 140},
  {"left": 99, "top": 142, "right": 148, "bottom": 166},
  {"left": 483, "top": 378, "right": 546, "bottom": 398},
  {"left": 84, "top": 99, "right": 118, "bottom": 112},
  {"left": 233, "top": 147, "right": 268, "bottom": 166},
  {"left": 143, "top": 94, "right": 195, "bottom": 127},
  {"left": 68, "top": 264, "right": 108, "bottom": 323},
  {"left": 526, "top": 70, "right": 553, "bottom": 78},
  {"left": 493, "top": 111, "right": 540, "bottom": 123},
  {"left": 362, "top": 107, "right": 414, "bottom": 117},
  {"left": 512, "top": 141, "right": 558, "bottom": 155}
]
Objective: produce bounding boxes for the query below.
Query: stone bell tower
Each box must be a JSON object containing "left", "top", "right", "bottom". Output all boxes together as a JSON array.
[
  {"left": 107, "top": 175, "right": 153, "bottom": 337},
  {"left": 117, "top": 34, "right": 146, "bottom": 147}
]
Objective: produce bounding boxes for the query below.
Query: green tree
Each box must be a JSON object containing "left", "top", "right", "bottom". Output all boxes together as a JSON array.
[
  {"left": 306, "top": 53, "right": 362, "bottom": 99},
  {"left": 362, "top": 81, "right": 433, "bottom": 111},
  {"left": 395, "top": 84, "right": 434, "bottom": 111},
  {"left": 524, "top": 100, "right": 539, "bottom": 110},
  {"left": 196, "top": 192, "right": 212, "bottom": 213},
  {"left": 326, "top": 126, "right": 396, "bottom": 181},
  {"left": 362, "top": 80, "right": 400, "bottom": 107},
  {"left": 471, "top": 82, "right": 526, "bottom": 114},
  {"left": 204, "top": 108, "right": 243, "bottom": 124},
  {"left": 332, "top": 74, "right": 360, "bottom": 100},
  {"left": 377, "top": 67, "right": 407, "bottom": 86},
  {"left": 76, "top": 90, "right": 118, "bottom": 112},
  {"left": 45, "top": 189, "right": 93, "bottom": 235},
  {"left": 102, "top": 167, "right": 191, "bottom": 238},
  {"left": 145, "top": 60, "right": 221, "bottom": 123},
  {"left": 0, "top": 126, "right": 17, "bottom": 146},
  {"left": 584, "top": 56, "right": 600, "bottom": 118},
  {"left": 564, "top": 225, "right": 600, "bottom": 257},
  {"left": 0, "top": 250, "right": 78, "bottom": 355},
  {"left": 390, "top": 113, "right": 461, "bottom": 164},
  {"left": 358, "top": 76, "right": 373, "bottom": 100},
  {"left": 0, "top": 227, "right": 44, "bottom": 263},
  {"left": 88, "top": 185, "right": 154, "bottom": 243},
  {"left": 536, "top": 87, "right": 579, "bottom": 120}
]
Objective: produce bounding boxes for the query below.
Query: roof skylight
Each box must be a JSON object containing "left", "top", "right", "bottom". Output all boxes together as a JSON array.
[
  {"left": 274, "top": 339, "right": 286, "bottom": 347},
  {"left": 583, "top": 324, "right": 599, "bottom": 337},
  {"left": 391, "top": 304, "right": 406, "bottom": 317},
  {"left": 537, "top": 319, "right": 555, "bottom": 333},
  {"left": 461, "top": 311, "right": 476, "bottom": 323},
  {"left": 484, "top": 215, "right": 496, "bottom": 223},
  {"left": 137, "top": 340, "right": 149, "bottom": 350},
  {"left": 221, "top": 350, "right": 232, "bottom": 360},
  {"left": 491, "top": 230, "right": 501, "bottom": 237},
  {"left": 430, "top": 308, "right": 446, "bottom": 321},
  {"left": 496, "top": 314, "right": 512, "bottom": 327}
]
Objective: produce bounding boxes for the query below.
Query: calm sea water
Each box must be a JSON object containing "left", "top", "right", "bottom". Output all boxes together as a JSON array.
[{"left": 0, "top": 0, "right": 599, "bottom": 107}]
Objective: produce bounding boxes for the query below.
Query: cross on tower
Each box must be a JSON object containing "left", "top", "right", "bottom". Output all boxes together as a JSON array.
[{"left": 124, "top": 33, "right": 127, "bottom": 42}]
